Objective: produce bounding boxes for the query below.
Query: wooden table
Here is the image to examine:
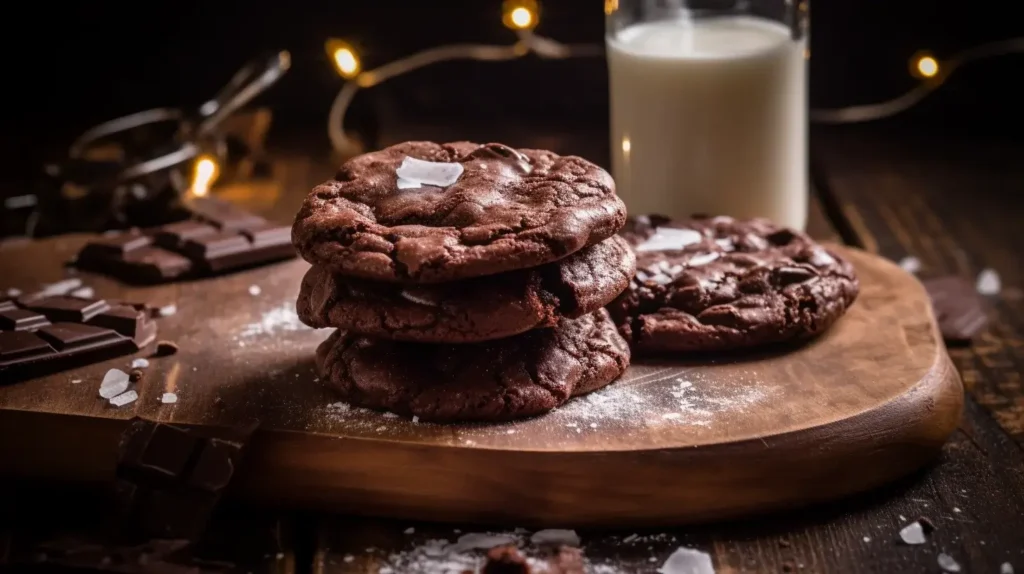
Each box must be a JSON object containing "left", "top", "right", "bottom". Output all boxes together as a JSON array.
[{"left": 2, "top": 124, "right": 1022, "bottom": 573}]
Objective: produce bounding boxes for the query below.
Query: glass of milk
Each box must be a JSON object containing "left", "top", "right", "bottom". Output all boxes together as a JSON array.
[{"left": 607, "top": 0, "right": 809, "bottom": 229}]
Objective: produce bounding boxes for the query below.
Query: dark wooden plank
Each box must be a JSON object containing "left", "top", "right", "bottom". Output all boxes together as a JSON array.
[
  {"left": 0, "top": 483, "right": 295, "bottom": 573},
  {"left": 311, "top": 402, "right": 1024, "bottom": 574},
  {"left": 813, "top": 128, "right": 1024, "bottom": 446}
]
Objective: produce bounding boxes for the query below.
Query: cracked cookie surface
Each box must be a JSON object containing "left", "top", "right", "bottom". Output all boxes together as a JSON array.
[
  {"left": 292, "top": 141, "right": 626, "bottom": 283},
  {"left": 297, "top": 236, "right": 635, "bottom": 343},
  {"left": 607, "top": 215, "right": 860, "bottom": 353},
  {"left": 315, "top": 309, "right": 630, "bottom": 422}
]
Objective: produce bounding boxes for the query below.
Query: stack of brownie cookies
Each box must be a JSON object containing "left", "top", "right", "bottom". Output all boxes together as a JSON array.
[{"left": 292, "top": 142, "right": 634, "bottom": 422}]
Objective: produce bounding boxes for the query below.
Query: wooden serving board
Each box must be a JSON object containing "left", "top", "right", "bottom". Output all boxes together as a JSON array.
[{"left": 0, "top": 239, "right": 962, "bottom": 527}]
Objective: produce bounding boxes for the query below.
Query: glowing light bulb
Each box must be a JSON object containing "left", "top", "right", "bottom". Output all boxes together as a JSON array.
[
  {"left": 325, "top": 39, "right": 361, "bottom": 79},
  {"left": 916, "top": 55, "right": 939, "bottom": 78},
  {"left": 190, "top": 156, "right": 219, "bottom": 198},
  {"left": 503, "top": 0, "right": 539, "bottom": 31}
]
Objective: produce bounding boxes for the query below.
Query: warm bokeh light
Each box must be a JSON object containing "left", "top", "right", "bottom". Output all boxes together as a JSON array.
[
  {"left": 604, "top": 0, "right": 619, "bottom": 15},
  {"left": 915, "top": 55, "right": 939, "bottom": 78},
  {"left": 325, "top": 39, "right": 361, "bottom": 78},
  {"left": 621, "top": 137, "right": 631, "bottom": 154},
  {"left": 190, "top": 156, "right": 219, "bottom": 198},
  {"left": 502, "top": 0, "right": 539, "bottom": 31}
]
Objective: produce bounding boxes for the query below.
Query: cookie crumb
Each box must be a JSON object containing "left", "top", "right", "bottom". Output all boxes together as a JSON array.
[
  {"left": 128, "top": 369, "right": 144, "bottom": 383},
  {"left": 482, "top": 545, "right": 529, "bottom": 574},
  {"left": 154, "top": 340, "right": 179, "bottom": 356},
  {"left": 937, "top": 553, "right": 961, "bottom": 572}
]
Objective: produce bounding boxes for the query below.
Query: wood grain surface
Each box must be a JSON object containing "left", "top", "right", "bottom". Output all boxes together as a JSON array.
[{"left": 0, "top": 238, "right": 962, "bottom": 527}]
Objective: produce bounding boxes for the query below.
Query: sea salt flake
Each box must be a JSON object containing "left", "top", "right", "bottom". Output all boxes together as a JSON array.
[
  {"left": 99, "top": 369, "right": 130, "bottom": 399},
  {"left": 160, "top": 392, "right": 178, "bottom": 404},
  {"left": 131, "top": 358, "right": 150, "bottom": 369},
  {"left": 5, "top": 288, "right": 22, "bottom": 297},
  {"left": 395, "top": 156, "right": 464, "bottom": 188},
  {"left": 976, "top": 268, "right": 1001, "bottom": 295},
  {"left": 449, "top": 532, "right": 517, "bottom": 552},
  {"left": 862, "top": 536, "right": 871, "bottom": 542},
  {"left": 412, "top": 416, "right": 420, "bottom": 423},
  {"left": 953, "top": 507, "right": 960, "bottom": 513},
  {"left": 248, "top": 285, "right": 262, "bottom": 296},
  {"left": 937, "top": 553, "right": 961, "bottom": 572},
  {"left": 70, "top": 378, "right": 82, "bottom": 384},
  {"left": 70, "top": 286, "right": 95, "bottom": 299},
  {"left": 899, "top": 521, "right": 927, "bottom": 545},
  {"left": 687, "top": 253, "right": 720, "bottom": 267},
  {"left": 158, "top": 304, "right": 178, "bottom": 317},
  {"left": 404, "top": 527, "right": 415, "bottom": 534},
  {"left": 41, "top": 278, "right": 82, "bottom": 296},
  {"left": 623, "top": 534, "right": 639, "bottom": 543},
  {"left": 343, "top": 555, "right": 353, "bottom": 563},
  {"left": 898, "top": 256, "right": 922, "bottom": 274},
  {"left": 1000, "top": 562, "right": 1014, "bottom": 574},
  {"left": 636, "top": 228, "right": 703, "bottom": 253},
  {"left": 659, "top": 547, "right": 715, "bottom": 574},
  {"left": 110, "top": 390, "right": 138, "bottom": 407},
  {"left": 530, "top": 529, "right": 580, "bottom": 547}
]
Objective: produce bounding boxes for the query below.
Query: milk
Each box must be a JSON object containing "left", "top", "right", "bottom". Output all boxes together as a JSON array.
[{"left": 608, "top": 16, "right": 807, "bottom": 229}]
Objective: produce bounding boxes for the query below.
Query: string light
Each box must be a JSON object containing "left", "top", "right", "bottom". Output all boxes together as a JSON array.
[
  {"left": 503, "top": 0, "right": 539, "bottom": 31},
  {"left": 912, "top": 52, "right": 940, "bottom": 79},
  {"left": 326, "top": 39, "right": 361, "bottom": 79},
  {"left": 189, "top": 155, "right": 219, "bottom": 197},
  {"left": 324, "top": 5, "right": 1024, "bottom": 148}
]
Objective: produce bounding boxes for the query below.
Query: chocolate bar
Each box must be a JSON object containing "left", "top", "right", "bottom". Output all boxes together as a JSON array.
[
  {"left": 114, "top": 418, "right": 257, "bottom": 541},
  {"left": 0, "top": 293, "right": 156, "bottom": 381},
  {"left": 75, "top": 197, "right": 294, "bottom": 284},
  {"left": 923, "top": 276, "right": 989, "bottom": 344}
]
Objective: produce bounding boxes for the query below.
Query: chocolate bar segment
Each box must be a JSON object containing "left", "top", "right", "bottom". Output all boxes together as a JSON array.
[
  {"left": 115, "top": 418, "right": 256, "bottom": 541},
  {"left": 75, "top": 197, "right": 294, "bottom": 284},
  {"left": 0, "top": 292, "right": 156, "bottom": 381}
]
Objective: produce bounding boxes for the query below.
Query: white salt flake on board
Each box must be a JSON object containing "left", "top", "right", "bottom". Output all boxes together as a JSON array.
[
  {"left": 6, "top": 287, "right": 22, "bottom": 297},
  {"left": 659, "top": 547, "right": 715, "bottom": 574},
  {"left": 158, "top": 304, "right": 178, "bottom": 317},
  {"left": 412, "top": 416, "right": 420, "bottom": 423},
  {"left": 160, "top": 392, "right": 178, "bottom": 404},
  {"left": 41, "top": 278, "right": 82, "bottom": 296},
  {"left": 70, "top": 378, "right": 82, "bottom": 384},
  {"left": 937, "top": 553, "right": 961, "bottom": 572},
  {"left": 248, "top": 285, "right": 262, "bottom": 296},
  {"left": 686, "top": 253, "right": 720, "bottom": 267},
  {"left": 976, "top": 268, "right": 1001, "bottom": 296},
  {"left": 404, "top": 527, "right": 415, "bottom": 534},
  {"left": 99, "top": 369, "right": 130, "bottom": 399},
  {"left": 110, "top": 390, "right": 138, "bottom": 407},
  {"left": 395, "top": 157, "right": 464, "bottom": 189},
  {"left": 448, "top": 532, "right": 518, "bottom": 552},
  {"left": 530, "top": 529, "right": 580, "bottom": 547},
  {"left": 1001, "top": 562, "right": 1014, "bottom": 574},
  {"left": 131, "top": 358, "right": 150, "bottom": 369},
  {"left": 636, "top": 228, "right": 703, "bottom": 253},
  {"left": 898, "top": 521, "right": 927, "bottom": 545},
  {"left": 898, "top": 256, "right": 922, "bottom": 274},
  {"left": 70, "top": 286, "right": 95, "bottom": 299}
]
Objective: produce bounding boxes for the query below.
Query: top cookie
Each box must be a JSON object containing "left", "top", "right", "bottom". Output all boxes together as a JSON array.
[
  {"left": 292, "top": 141, "right": 626, "bottom": 283},
  {"left": 608, "top": 215, "right": 860, "bottom": 353}
]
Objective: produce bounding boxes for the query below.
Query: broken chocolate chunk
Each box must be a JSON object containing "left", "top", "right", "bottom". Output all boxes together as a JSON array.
[{"left": 923, "top": 276, "right": 989, "bottom": 344}]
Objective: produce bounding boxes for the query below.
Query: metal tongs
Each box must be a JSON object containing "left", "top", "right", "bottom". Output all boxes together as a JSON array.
[{"left": 66, "top": 50, "right": 291, "bottom": 184}]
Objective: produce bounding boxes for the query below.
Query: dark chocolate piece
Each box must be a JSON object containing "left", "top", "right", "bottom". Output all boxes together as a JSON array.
[
  {"left": 923, "top": 276, "right": 989, "bottom": 344},
  {"left": 114, "top": 418, "right": 257, "bottom": 541},
  {"left": 0, "top": 293, "right": 156, "bottom": 381},
  {"left": 75, "top": 197, "right": 294, "bottom": 284}
]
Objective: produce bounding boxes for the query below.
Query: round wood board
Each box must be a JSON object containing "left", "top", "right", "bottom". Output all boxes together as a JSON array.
[{"left": 0, "top": 244, "right": 962, "bottom": 527}]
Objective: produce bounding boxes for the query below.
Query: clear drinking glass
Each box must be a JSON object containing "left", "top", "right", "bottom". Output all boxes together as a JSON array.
[{"left": 607, "top": 0, "right": 809, "bottom": 230}]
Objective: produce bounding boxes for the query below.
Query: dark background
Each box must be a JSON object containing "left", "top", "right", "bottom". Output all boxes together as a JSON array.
[{"left": 2, "top": 0, "right": 1022, "bottom": 183}]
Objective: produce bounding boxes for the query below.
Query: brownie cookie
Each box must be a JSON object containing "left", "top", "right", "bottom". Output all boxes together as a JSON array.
[
  {"left": 608, "top": 215, "right": 860, "bottom": 353},
  {"left": 315, "top": 310, "right": 630, "bottom": 422},
  {"left": 292, "top": 141, "right": 626, "bottom": 283},
  {"left": 297, "top": 236, "right": 635, "bottom": 343}
]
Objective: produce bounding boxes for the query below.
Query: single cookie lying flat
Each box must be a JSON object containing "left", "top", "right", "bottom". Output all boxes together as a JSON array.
[
  {"left": 607, "top": 215, "right": 859, "bottom": 353},
  {"left": 316, "top": 310, "right": 630, "bottom": 422},
  {"left": 292, "top": 141, "right": 627, "bottom": 283},
  {"left": 297, "top": 236, "right": 635, "bottom": 343}
]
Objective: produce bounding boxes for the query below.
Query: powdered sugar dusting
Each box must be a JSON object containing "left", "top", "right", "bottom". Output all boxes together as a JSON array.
[
  {"left": 549, "top": 371, "right": 776, "bottom": 433},
  {"left": 236, "top": 302, "right": 308, "bottom": 339}
]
